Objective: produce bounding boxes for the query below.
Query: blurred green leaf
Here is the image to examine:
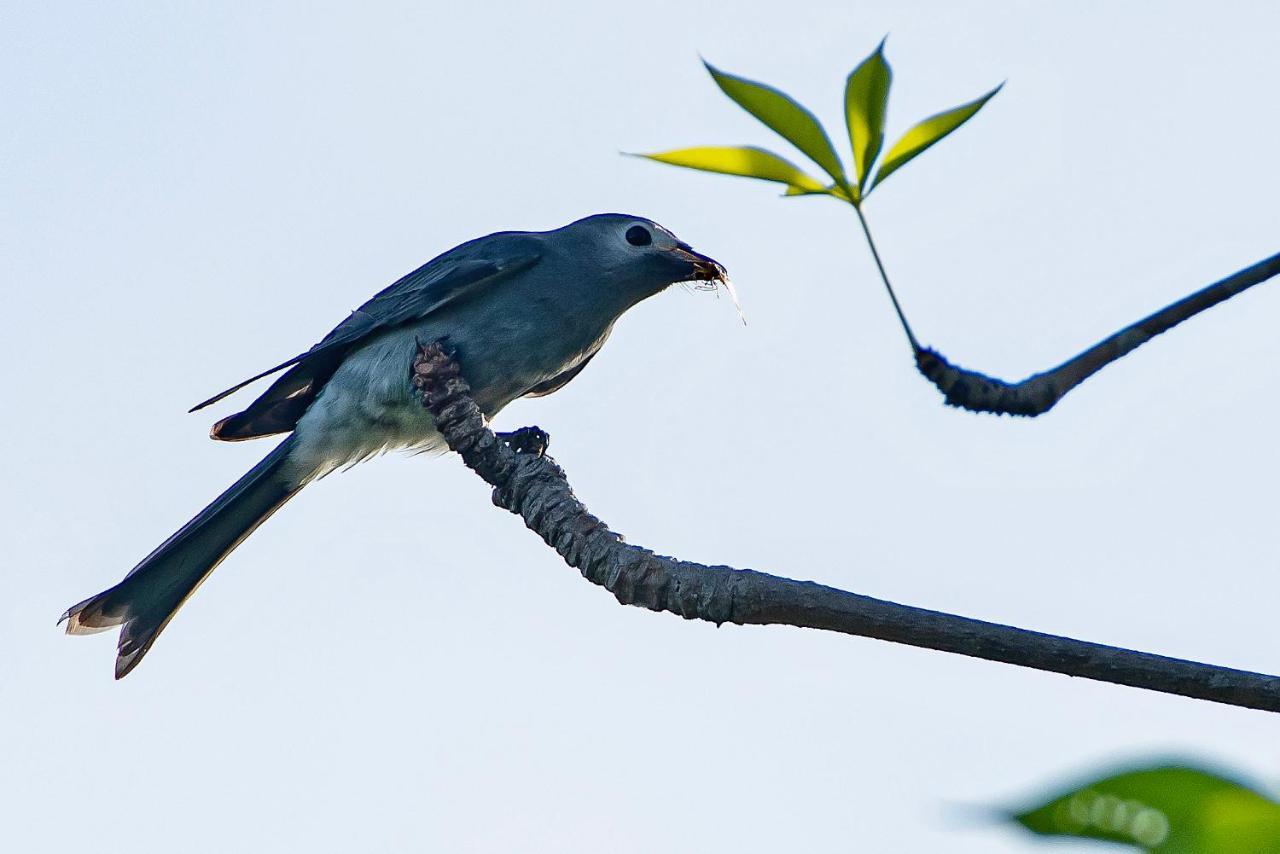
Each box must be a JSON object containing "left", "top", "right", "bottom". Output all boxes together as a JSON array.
[
  {"left": 783, "top": 183, "right": 851, "bottom": 201},
  {"left": 844, "top": 38, "right": 892, "bottom": 193},
  {"left": 703, "top": 61, "right": 848, "bottom": 188},
  {"left": 1011, "top": 763, "right": 1280, "bottom": 853},
  {"left": 869, "top": 83, "right": 1002, "bottom": 192},
  {"left": 634, "top": 146, "right": 826, "bottom": 192}
]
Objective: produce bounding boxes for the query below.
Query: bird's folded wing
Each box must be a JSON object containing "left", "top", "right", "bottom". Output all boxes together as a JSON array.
[{"left": 189, "top": 250, "right": 542, "bottom": 413}]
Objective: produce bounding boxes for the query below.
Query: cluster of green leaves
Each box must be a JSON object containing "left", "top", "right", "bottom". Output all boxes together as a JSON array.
[
  {"left": 637, "top": 39, "right": 1001, "bottom": 206},
  {"left": 1011, "top": 762, "right": 1280, "bottom": 853}
]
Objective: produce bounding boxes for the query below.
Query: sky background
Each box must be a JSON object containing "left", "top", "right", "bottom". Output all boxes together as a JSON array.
[{"left": 4, "top": 2, "right": 1280, "bottom": 851}]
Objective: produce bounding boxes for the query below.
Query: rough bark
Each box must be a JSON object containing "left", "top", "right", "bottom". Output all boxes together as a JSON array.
[
  {"left": 412, "top": 342, "right": 1280, "bottom": 714},
  {"left": 914, "top": 251, "right": 1280, "bottom": 415}
]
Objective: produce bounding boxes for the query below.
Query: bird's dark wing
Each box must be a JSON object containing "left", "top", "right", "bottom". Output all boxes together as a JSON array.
[{"left": 192, "top": 245, "right": 541, "bottom": 441}]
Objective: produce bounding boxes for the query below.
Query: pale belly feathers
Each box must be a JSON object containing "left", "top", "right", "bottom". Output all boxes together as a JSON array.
[{"left": 285, "top": 295, "right": 611, "bottom": 481}]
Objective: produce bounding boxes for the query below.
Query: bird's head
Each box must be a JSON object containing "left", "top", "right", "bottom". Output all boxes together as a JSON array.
[{"left": 549, "top": 213, "right": 734, "bottom": 315}]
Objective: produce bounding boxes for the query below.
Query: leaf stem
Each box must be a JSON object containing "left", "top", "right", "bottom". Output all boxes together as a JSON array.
[{"left": 853, "top": 203, "right": 919, "bottom": 350}]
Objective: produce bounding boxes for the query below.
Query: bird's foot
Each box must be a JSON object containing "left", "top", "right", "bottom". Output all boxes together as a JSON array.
[{"left": 497, "top": 426, "right": 550, "bottom": 457}]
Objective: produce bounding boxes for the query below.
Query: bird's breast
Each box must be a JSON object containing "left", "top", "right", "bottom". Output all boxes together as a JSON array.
[{"left": 287, "top": 292, "right": 610, "bottom": 479}]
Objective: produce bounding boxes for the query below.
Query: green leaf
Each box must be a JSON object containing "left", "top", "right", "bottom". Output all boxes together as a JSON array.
[
  {"left": 869, "top": 82, "right": 1002, "bottom": 192},
  {"left": 703, "top": 60, "right": 847, "bottom": 188},
  {"left": 844, "top": 38, "right": 893, "bottom": 192},
  {"left": 1010, "top": 763, "right": 1280, "bottom": 853},
  {"left": 633, "top": 146, "right": 826, "bottom": 192},
  {"left": 783, "top": 183, "right": 852, "bottom": 202}
]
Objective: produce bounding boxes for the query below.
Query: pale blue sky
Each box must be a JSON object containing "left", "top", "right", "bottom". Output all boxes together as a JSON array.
[{"left": 4, "top": 2, "right": 1280, "bottom": 852}]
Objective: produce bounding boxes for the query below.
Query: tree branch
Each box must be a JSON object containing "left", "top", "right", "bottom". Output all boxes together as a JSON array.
[
  {"left": 412, "top": 342, "right": 1280, "bottom": 713},
  {"left": 913, "top": 251, "right": 1280, "bottom": 416}
]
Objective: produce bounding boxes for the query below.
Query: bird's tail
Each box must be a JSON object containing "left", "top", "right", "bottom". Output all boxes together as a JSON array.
[{"left": 62, "top": 436, "right": 303, "bottom": 678}]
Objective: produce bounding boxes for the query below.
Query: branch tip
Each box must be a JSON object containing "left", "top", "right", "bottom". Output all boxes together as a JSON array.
[{"left": 412, "top": 340, "right": 1280, "bottom": 713}]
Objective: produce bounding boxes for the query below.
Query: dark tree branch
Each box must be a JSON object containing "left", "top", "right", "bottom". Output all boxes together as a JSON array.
[
  {"left": 412, "top": 342, "right": 1280, "bottom": 714},
  {"left": 913, "top": 251, "right": 1280, "bottom": 416}
]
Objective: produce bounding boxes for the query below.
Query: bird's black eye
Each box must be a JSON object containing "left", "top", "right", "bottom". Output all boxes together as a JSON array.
[{"left": 625, "top": 225, "right": 652, "bottom": 247}]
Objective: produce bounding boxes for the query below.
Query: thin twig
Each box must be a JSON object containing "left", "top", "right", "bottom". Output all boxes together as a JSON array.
[
  {"left": 912, "top": 250, "right": 1280, "bottom": 416},
  {"left": 412, "top": 341, "right": 1280, "bottom": 714},
  {"left": 851, "top": 208, "right": 1280, "bottom": 416},
  {"left": 854, "top": 204, "right": 920, "bottom": 350}
]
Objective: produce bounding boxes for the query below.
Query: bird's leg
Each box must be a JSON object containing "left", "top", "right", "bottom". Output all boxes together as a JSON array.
[{"left": 496, "top": 426, "right": 550, "bottom": 457}]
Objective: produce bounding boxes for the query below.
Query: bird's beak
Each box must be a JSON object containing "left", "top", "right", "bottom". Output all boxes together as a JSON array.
[
  {"left": 670, "top": 241, "right": 728, "bottom": 285},
  {"left": 667, "top": 241, "right": 744, "bottom": 324}
]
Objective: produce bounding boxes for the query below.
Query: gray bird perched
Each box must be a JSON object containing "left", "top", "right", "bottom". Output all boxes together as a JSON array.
[{"left": 62, "top": 213, "right": 728, "bottom": 678}]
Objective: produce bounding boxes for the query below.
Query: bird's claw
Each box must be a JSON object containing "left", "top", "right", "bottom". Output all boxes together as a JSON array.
[{"left": 497, "top": 426, "right": 550, "bottom": 457}]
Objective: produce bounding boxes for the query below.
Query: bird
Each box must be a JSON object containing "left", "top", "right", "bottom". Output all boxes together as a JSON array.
[{"left": 62, "top": 213, "right": 728, "bottom": 679}]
